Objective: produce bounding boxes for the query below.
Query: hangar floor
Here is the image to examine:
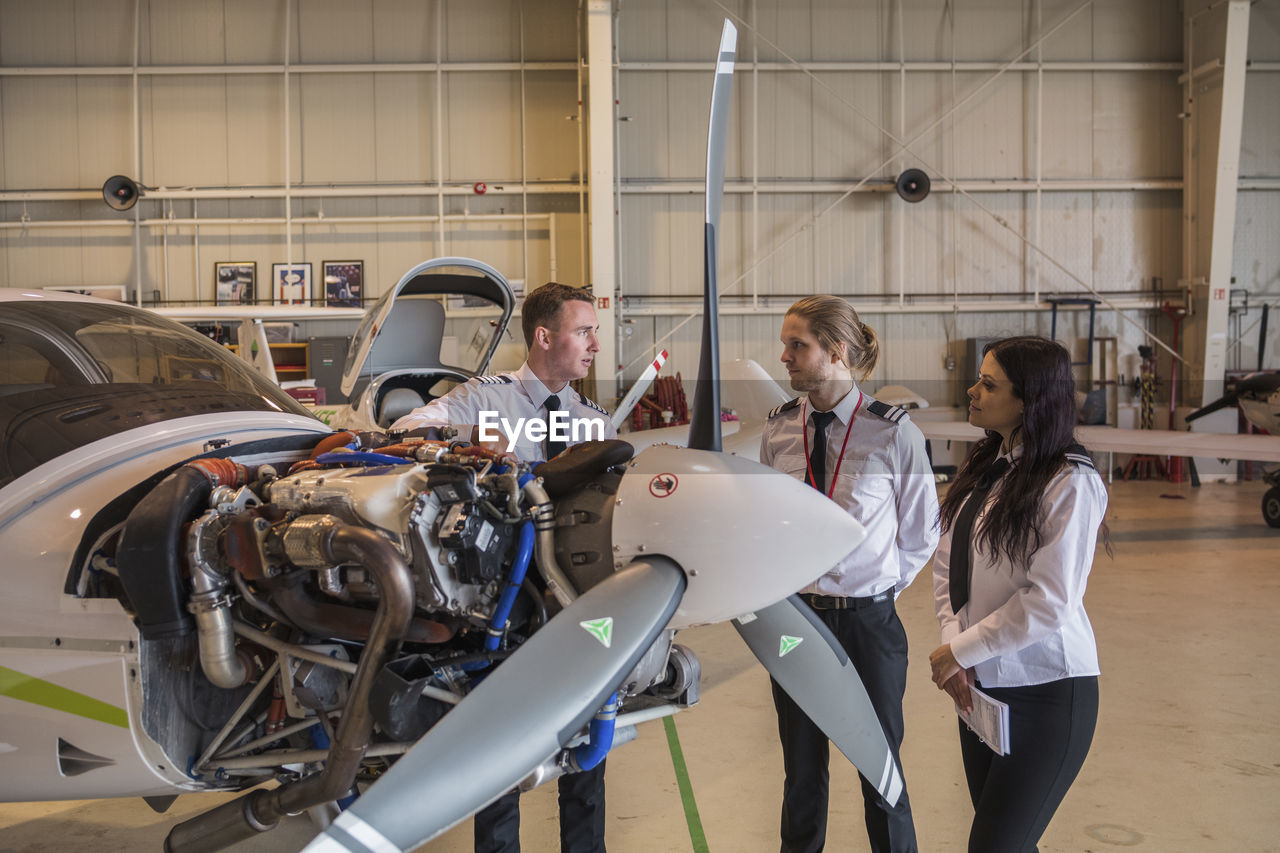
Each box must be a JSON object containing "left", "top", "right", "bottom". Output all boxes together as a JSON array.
[{"left": 1, "top": 478, "right": 1277, "bottom": 852}]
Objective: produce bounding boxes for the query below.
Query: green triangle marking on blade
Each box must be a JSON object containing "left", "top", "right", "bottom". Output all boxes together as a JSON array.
[
  {"left": 581, "top": 617, "right": 613, "bottom": 648},
  {"left": 778, "top": 635, "right": 803, "bottom": 658}
]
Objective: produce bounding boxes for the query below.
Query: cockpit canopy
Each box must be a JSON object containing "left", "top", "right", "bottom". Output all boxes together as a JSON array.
[{"left": 0, "top": 292, "right": 313, "bottom": 486}]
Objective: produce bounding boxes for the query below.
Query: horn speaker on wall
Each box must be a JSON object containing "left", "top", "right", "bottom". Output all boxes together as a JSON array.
[
  {"left": 895, "top": 169, "right": 930, "bottom": 203},
  {"left": 102, "top": 175, "right": 141, "bottom": 211}
]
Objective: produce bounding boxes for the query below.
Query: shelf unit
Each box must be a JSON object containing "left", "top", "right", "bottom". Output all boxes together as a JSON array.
[{"left": 227, "top": 342, "right": 310, "bottom": 382}]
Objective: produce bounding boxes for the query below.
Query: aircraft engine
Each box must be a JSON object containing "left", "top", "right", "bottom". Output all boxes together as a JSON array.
[{"left": 104, "top": 433, "right": 692, "bottom": 852}]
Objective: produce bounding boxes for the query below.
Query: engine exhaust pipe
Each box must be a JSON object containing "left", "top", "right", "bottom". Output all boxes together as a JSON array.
[{"left": 165, "top": 523, "right": 414, "bottom": 853}]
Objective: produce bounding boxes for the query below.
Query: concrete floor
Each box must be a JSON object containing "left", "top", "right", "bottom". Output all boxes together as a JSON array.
[{"left": 2, "top": 478, "right": 1278, "bottom": 852}]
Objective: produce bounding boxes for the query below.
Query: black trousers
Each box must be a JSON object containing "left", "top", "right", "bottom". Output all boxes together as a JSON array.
[
  {"left": 473, "top": 760, "right": 607, "bottom": 853},
  {"left": 770, "top": 599, "right": 916, "bottom": 853},
  {"left": 959, "top": 676, "right": 1098, "bottom": 853}
]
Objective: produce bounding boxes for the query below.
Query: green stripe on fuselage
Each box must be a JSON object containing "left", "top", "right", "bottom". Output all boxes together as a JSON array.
[{"left": 0, "top": 665, "right": 129, "bottom": 728}]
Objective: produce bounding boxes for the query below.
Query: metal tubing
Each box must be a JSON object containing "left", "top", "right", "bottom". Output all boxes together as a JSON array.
[
  {"left": 518, "top": 724, "right": 639, "bottom": 792},
  {"left": 216, "top": 718, "right": 319, "bottom": 760},
  {"left": 1, "top": 59, "right": 1189, "bottom": 77},
  {"left": 231, "top": 622, "right": 360, "bottom": 675},
  {"left": 265, "top": 525, "right": 413, "bottom": 815},
  {"left": 0, "top": 61, "right": 576, "bottom": 77},
  {"left": 165, "top": 525, "right": 414, "bottom": 852},
  {"left": 618, "top": 59, "right": 1182, "bottom": 73},
  {"left": 192, "top": 605, "right": 247, "bottom": 689},
  {"left": 0, "top": 186, "right": 576, "bottom": 202},
  {"left": 522, "top": 478, "right": 578, "bottom": 607},
  {"left": 192, "top": 659, "right": 281, "bottom": 774},
  {"left": 196, "top": 739, "right": 416, "bottom": 772},
  {"left": 282, "top": 0, "right": 293, "bottom": 270},
  {"left": 0, "top": 213, "right": 555, "bottom": 230}
]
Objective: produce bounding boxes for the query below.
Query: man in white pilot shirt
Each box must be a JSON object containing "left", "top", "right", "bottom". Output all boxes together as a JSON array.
[
  {"left": 391, "top": 282, "right": 617, "bottom": 853},
  {"left": 759, "top": 295, "right": 938, "bottom": 853},
  {"left": 391, "top": 282, "right": 616, "bottom": 463}
]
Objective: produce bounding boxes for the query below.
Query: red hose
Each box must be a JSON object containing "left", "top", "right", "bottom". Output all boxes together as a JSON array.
[{"left": 186, "top": 458, "right": 247, "bottom": 488}]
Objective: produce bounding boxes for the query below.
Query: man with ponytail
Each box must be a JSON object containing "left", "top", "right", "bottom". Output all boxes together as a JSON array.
[{"left": 761, "top": 295, "right": 939, "bottom": 853}]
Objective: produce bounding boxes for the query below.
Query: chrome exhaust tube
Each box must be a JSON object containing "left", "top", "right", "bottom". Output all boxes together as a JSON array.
[{"left": 523, "top": 477, "right": 578, "bottom": 607}]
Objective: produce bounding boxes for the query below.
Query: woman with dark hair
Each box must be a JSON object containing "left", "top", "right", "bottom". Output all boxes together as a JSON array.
[{"left": 929, "top": 335, "right": 1110, "bottom": 852}]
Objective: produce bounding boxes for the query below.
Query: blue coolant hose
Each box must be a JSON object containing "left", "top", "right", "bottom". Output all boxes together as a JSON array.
[
  {"left": 571, "top": 692, "right": 619, "bottom": 772},
  {"left": 484, "top": 519, "right": 535, "bottom": 652}
]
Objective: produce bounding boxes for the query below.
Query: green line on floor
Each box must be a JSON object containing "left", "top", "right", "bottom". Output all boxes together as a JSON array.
[{"left": 663, "top": 714, "right": 709, "bottom": 853}]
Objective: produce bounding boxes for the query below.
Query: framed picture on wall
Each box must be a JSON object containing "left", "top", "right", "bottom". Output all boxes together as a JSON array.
[
  {"left": 272, "top": 262, "right": 312, "bottom": 305},
  {"left": 214, "top": 262, "right": 256, "bottom": 306},
  {"left": 323, "top": 260, "right": 363, "bottom": 308}
]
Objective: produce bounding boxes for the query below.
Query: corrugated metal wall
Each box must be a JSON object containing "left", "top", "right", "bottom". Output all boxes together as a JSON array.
[
  {"left": 1, "top": 0, "right": 1276, "bottom": 408},
  {"left": 613, "top": 0, "right": 1219, "bottom": 405},
  {"left": 0, "top": 0, "right": 585, "bottom": 306}
]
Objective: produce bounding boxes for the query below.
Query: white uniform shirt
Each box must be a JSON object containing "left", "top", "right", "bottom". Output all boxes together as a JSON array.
[
  {"left": 933, "top": 447, "right": 1107, "bottom": 688},
  {"left": 388, "top": 361, "right": 617, "bottom": 463},
  {"left": 759, "top": 385, "right": 940, "bottom": 599}
]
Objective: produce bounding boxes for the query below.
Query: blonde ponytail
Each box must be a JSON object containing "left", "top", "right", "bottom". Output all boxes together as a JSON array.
[{"left": 785, "top": 295, "right": 880, "bottom": 380}]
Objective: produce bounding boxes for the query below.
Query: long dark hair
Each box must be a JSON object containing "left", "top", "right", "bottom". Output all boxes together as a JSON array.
[{"left": 939, "top": 336, "right": 1110, "bottom": 569}]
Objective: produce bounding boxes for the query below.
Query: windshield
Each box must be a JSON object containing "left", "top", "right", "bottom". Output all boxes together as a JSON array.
[{"left": 0, "top": 300, "right": 314, "bottom": 486}]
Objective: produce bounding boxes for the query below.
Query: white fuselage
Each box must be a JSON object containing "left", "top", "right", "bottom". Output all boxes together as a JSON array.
[{"left": 0, "top": 413, "right": 330, "bottom": 801}]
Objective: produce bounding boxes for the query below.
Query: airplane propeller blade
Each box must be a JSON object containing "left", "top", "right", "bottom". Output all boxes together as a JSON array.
[
  {"left": 303, "top": 558, "right": 687, "bottom": 853},
  {"left": 688, "top": 19, "right": 736, "bottom": 453},
  {"left": 733, "top": 596, "right": 904, "bottom": 806},
  {"left": 681, "top": 19, "right": 904, "bottom": 802}
]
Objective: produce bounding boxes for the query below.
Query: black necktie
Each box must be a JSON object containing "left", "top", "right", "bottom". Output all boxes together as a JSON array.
[
  {"left": 544, "top": 393, "right": 567, "bottom": 459},
  {"left": 808, "top": 411, "right": 837, "bottom": 492},
  {"left": 949, "top": 456, "right": 1012, "bottom": 612}
]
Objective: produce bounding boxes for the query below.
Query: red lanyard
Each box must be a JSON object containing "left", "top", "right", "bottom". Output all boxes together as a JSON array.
[{"left": 801, "top": 391, "right": 861, "bottom": 499}]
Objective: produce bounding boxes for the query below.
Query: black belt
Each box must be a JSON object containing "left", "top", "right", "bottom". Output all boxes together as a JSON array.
[{"left": 800, "top": 591, "right": 893, "bottom": 611}]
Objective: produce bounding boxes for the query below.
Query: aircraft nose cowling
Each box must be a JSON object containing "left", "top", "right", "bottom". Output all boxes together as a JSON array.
[{"left": 612, "top": 444, "right": 867, "bottom": 629}]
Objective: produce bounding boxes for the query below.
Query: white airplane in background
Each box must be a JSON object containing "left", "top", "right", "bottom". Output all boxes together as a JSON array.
[
  {"left": 621, "top": 357, "right": 790, "bottom": 462},
  {"left": 917, "top": 372, "right": 1280, "bottom": 528},
  {"left": 917, "top": 411, "right": 1280, "bottom": 467},
  {"left": 620, "top": 353, "right": 1280, "bottom": 525}
]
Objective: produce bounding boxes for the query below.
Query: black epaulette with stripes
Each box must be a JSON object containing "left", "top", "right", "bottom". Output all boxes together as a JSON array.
[
  {"left": 1064, "top": 443, "right": 1096, "bottom": 470},
  {"left": 866, "top": 399, "right": 909, "bottom": 424},
  {"left": 474, "top": 374, "right": 513, "bottom": 385},
  {"left": 767, "top": 397, "right": 802, "bottom": 419},
  {"left": 578, "top": 393, "right": 610, "bottom": 416}
]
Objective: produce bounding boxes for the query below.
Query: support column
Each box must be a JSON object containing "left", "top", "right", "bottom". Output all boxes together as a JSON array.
[
  {"left": 1183, "top": 0, "right": 1251, "bottom": 407},
  {"left": 586, "top": 0, "right": 618, "bottom": 405}
]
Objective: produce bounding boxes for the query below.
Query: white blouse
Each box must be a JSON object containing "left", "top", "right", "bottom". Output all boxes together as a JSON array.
[{"left": 933, "top": 449, "right": 1107, "bottom": 688}]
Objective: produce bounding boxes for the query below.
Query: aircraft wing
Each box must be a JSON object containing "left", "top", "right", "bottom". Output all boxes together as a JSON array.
[
  {"left": 622, "top": 420, "right": 764, "bottom": 462},
  {"left": 917, "top": 420, "right": 1280, "bottom": 463},
  {"left": 151, "top": 306, "right": 366, "bottom": 322},
  {"left": 147, "top": 307, "right": 359, "bottom": 385},
  {"left": 616, "top": 357, "right": 783, "bottom": 461}
]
